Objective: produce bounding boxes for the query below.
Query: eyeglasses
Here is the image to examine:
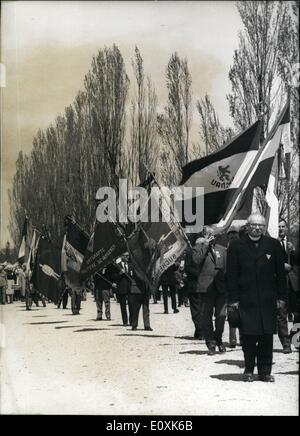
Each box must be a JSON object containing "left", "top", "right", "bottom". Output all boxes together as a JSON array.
[{"left": 249, "top": 223, "right": 265, "bottom": 228}]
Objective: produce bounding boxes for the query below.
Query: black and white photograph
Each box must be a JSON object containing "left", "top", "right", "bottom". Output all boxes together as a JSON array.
[{"left": 0, "top": 0, "right": 299, "bottom": 418}]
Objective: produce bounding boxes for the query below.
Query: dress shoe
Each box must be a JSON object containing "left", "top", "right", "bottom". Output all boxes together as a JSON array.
[
  {"left": 164, "top": 311, "right": 168, "bottom": 314},
  {"left": 106, "top": 317, "right": 111, "bottom": 320},
  {"left": 173, "top": 309, "right": 179, "bottom": 313},
  {"left": 218, "top": 343, "right": 226, "bottom": 353},
  {"left": 132, "top": 326, "right": 137, "bottom": 330},
  {"left": 259, "top": 374, "right": 275, "bottom": 382},
  {"left": 243, "top": 372, "right": 254, "bottom": 382},
  {"left": 283, "top": 346, "right": 292, "bottom": 354},
  {"left": 96, "top": 317, "right": 102, "bottom": 321},
  {"left": 123, "top": 323, "right": 128, "bottom": 326},
  {"left": 145, "top": 327, "right": 153, "bottom": 331},
  {"left": 207, "top": 346, "right": 216, "bottom": 356}
]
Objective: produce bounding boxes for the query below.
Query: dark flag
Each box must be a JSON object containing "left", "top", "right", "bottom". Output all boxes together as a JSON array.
[
  {"left": 218, "top": 101, "right": 290, "bottom": 236},
  {"left": 127, "top": 187, "right": 187, "bottom": 290},
  {"left": 61, "top": 216, "right": 89, "bottom": 289},
  {"left": 80, "top": 220, "right": 126, "bottom": 282},
  {"left": 32, "top": 237, "right": 62, "bottom": 304},
  {"left": 178, "top": 120, "right": 262, "bottom": 227}
]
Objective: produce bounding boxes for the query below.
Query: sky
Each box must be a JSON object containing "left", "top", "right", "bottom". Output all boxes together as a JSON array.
[{"left": 0, "top": 0, "right": 242, "bottom": 247}]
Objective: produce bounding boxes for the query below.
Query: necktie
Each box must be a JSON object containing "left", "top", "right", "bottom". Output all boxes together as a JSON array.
[
  {"left": 281, "top": 239, "right": 286, "bottom": 252},
  {"left": 210, "top": 246, "right": 216, "bottom": 263}
]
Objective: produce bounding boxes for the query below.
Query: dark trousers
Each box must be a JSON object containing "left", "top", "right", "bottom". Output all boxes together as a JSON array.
[
  {"left": 188, "top": 293, "right": 204, "bottom": 336},
  {"left": 25, "top": 290, "right": 32, "bottom": 309},
  {"left": 201, "top": 288, "right": 227, "bottom": 347},
  {"left": 277, "top": 303, "right": 291, "bottom": 347},
  {"left": 162, "top": 284, "right": 177, "bottom": 313},
  {"left": 95, "top": 288, "right": 111, "bottom": 319},
  {"left": 0, "top": 286, "right": 6, "bottom": 304},
  {"left": 229, "top": 326, "right": 243, "bottom": 345},
  {"left": 129, "top": 294, "right": 150, "bottom": 329},
  {"left": 242, "top": 334, "right": 273, "bottom": 376},
  {"left": 178, "top": 286, "right": 189, "bottom": 307},
  {"left": 153, "top": 288, "right": 161, "bottom": 302},
  {"left": 14, "top": 289, "right": 21, "bottom": 301},
  {"left": 58, "top": 290, "right": 68, "bottom": 309},
  {"left": 118, "top": 294, "right": 130, "bottom": 325},
  {"left": 71, "top": 290, "right": 81, "bottom": 314},
  {"left": 31, "top": 291, "right": 40, "bottom": 307}
]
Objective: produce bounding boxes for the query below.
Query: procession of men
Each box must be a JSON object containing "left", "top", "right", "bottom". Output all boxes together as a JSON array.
[{"left": 1, "top": 214, "right": 299, "bottom": 387}]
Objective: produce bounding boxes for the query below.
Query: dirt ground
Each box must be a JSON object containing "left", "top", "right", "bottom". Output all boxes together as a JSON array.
[{"left": 0, "top": 295, "right": 298, "bottom": 415}]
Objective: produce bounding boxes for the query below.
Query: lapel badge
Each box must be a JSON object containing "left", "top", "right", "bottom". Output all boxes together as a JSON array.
[{"left": 266, "top": 254, "right": 271, "bottom": 260}]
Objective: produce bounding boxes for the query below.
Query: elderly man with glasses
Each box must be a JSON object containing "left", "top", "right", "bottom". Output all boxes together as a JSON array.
[{"left": 226, "top": 213, "right": 287, "bottom": 383}]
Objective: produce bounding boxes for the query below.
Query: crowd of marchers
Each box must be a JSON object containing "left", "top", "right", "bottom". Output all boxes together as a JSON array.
[{"left": 0, "top": 214, "right": 299, "bottom": 383}]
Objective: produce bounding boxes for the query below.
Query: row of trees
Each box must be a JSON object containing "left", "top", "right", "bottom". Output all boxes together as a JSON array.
[{"left": 8, "top": 1, "right": 299, "bottom": 249}]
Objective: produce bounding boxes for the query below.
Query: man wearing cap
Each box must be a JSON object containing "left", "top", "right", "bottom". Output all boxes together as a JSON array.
[{"left": 227, "top": 213, "right": 287, "bottom": 382}]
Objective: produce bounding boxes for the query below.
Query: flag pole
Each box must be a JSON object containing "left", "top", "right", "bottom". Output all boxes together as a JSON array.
[
  {"left": 143, "top": 165, "right": 192, "bottom": 248},
  {"left": 106, "top": 215, "right": 134, "bottom": 283},
  {"left": 286, "top": 151, "right": 291, "bottom": 264}
]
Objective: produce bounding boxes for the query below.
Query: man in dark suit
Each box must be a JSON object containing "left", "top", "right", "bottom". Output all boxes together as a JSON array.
[
  {"left": 160, "top": 264, "right": 179, "bottom": 314},
  {"left": 277, "top": 219, "right": 295, "bottom": 353},
  {"left": 128, "top": 268, "right": 152, "bottom": 331},
  {"left": 227, "top": 213, "right": 287, "bottom": 382},
  {"left": 114, "top": 253, "right": 132, "bottom": 326},
  {"left": 185, "top": 235, "right": 204, "bottom": 339},
  {"left": 93, "top": 263, "right": 117, "bottom": 321},
  {"left": 192, "top": 226, "right": 227, "bottom": 355}
]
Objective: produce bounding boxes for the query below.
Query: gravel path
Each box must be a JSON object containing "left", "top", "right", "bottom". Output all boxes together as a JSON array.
[{"left": 0, "top": 295, "right": 298, "bottom": 415}]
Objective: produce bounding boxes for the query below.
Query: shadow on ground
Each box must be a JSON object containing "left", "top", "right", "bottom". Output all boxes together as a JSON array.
[
  {"left": 110, "top": 324, "right": 128, "bottom": 327},
  {"left": 55, "top": 325, "right": 92, "bottom": 330},
  {"left": 179, "top": 350, "right": 212, "bottom": 356},
  {"left": 73, "top": 328, "right": 109, "bottom": 332},
  {"left": 18, "top": 309, "right": 41, "bottom": 311},
  {"left": 210, "top": 373, "right": 245, "bottom": 382},
  {"left": 274, "top": 370, "right": 298, "bottom": 375},
  {"left": 116, "top": 333, "right": 171, "bottom": 338},
  {"left": 25, "top": 321, "right": 68, "bottom": 325},
  {"left": 215, "top": 359, "right": 245, "bottom": 369},
  {"left": 86, "top": 318, "right": 112, "bottom": 322}
]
